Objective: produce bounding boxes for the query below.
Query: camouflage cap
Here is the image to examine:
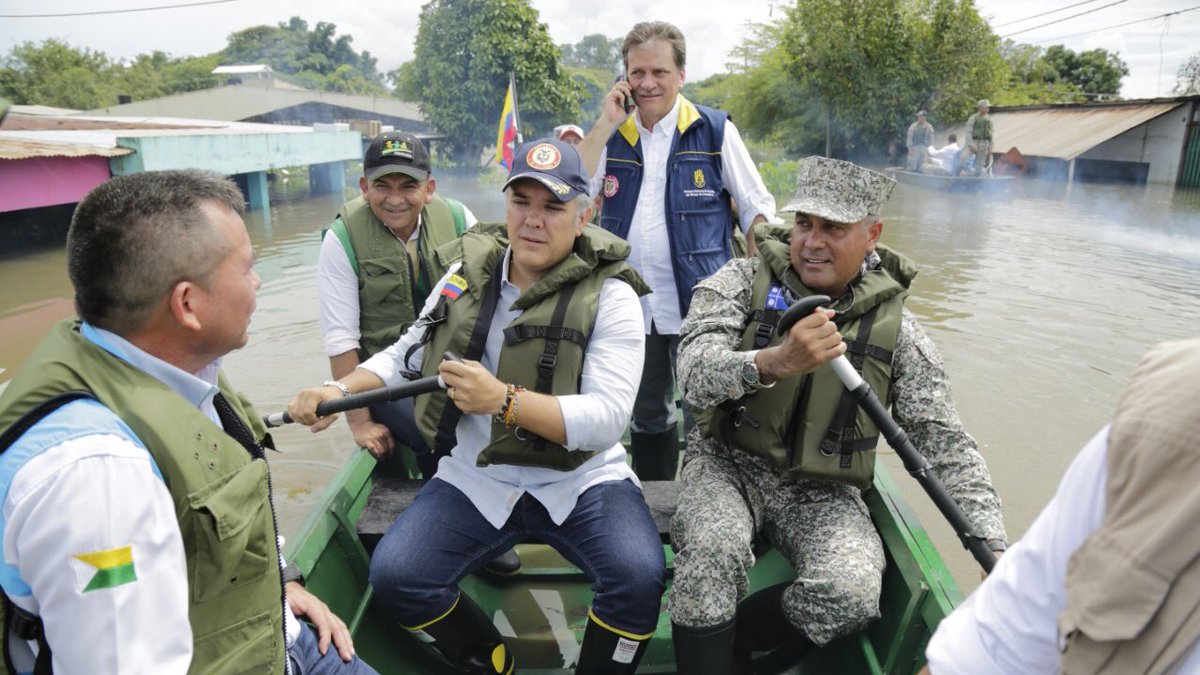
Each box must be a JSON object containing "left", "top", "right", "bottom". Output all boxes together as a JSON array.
[
  {"left": 779, "top": 156, "right": 896, "bottom": 223},
  {"left": 977, "top": 98, "right": 991, "bottom": 108}
]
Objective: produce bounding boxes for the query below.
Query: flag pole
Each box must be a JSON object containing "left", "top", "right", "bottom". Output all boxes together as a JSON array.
[{"left": 509, "top": 73, "right": 523, "bottom": 146}]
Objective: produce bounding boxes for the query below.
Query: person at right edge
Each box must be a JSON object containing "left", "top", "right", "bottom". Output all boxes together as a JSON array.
[
  {"left": 667, "top": 156, "right": 1007, "bottom": 673},
  {"left": 577, "top": 20, "right": 776, "bottom": 481}
]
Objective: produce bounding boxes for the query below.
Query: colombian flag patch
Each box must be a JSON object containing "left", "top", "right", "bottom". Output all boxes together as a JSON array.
[
  {"left": 73, "top": 545, "right": 137, "bottom": 593},
  {"left": 441, "top": 274, "right": 468, "bottom": 300}
]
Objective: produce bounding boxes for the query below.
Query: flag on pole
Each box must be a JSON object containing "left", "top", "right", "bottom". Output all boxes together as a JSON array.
[{"left": 495, "top": 75, "right": 522, "bottom": 169}]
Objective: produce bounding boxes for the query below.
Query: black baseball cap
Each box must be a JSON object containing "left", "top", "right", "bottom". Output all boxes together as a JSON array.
[
  {"left": 364, "top": 131, "right": 431, "bottom": 182},
  {"left": 501, "top": 137, "right": 590, "bottom": 202}
]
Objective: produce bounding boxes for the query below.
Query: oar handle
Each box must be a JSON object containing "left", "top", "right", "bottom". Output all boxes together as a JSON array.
[
  {"left": 263, "top": 352, "right": 463, "bottom": 428},
  {"left": 776, "top": 294, "right": 996, "bottom": 573}
]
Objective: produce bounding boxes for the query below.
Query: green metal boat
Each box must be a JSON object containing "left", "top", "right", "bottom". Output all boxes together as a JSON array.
[{"left": 284, "top": 448, "right": 963, "bottom": 674}]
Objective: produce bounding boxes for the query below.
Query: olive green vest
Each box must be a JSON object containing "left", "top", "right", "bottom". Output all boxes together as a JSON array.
[
  {"left": 0, "top": 321, "right": 286, "bottom": 674},
  {"left": 414, "top": 226, "right": 648, "bottom": 471},
  {"left": 709, "top": 227, "right": 916, "bottom": 489},
  {"left": 970, "top": 113, "right": 993, "bottom": 141},
  {"left": 329, "top": 194, "right": 467, "bottom": 359}
]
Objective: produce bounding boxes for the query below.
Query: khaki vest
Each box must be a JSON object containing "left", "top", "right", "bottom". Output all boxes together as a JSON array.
[
  {"left": 414, "top": 226, "right": 648, "bottom": 471},
  {"left": 0, "top": 321, "right": 286, "bottom": 675},
  {"left": 709, "top": 227, "right": 915, "bottom": 489},
  {"left": 330, "top": 195, "right": 466, "bottom": 359}
]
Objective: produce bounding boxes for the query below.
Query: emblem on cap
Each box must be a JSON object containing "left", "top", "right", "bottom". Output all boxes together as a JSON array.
[
  {"left": 382, "top": 139, "right": 413, "bottom": 158},
  {"left": 693, "top": 169, "right": 706, "bottom": 189},
  {"left": 526, "top": 143, "right": 561, "bottom": 170},
  {"left": 603, "top": 175, "right": 619, "bottom": 198}
]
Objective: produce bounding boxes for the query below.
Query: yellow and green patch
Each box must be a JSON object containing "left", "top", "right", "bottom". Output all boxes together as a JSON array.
[{"left": 73, "top": 545, "right": 137, "bottom": 593}]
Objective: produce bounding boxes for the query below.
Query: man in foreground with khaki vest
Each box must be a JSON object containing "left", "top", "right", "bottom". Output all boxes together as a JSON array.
[
  {"left": 288, "top": 138, "right": 665, "bottom": 673},
  {"left": 0, "top": 171, "right": 373, "bottom": 674},
  {"left": 668, "top": 157, "right": 1007, "bottom": 673},
  {"left": 925, "top": 339, "right": 1200, "bottom": 674}
]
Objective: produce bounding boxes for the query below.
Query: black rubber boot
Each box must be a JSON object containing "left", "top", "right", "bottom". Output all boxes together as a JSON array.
[
  {"left": 575, "top": 613, "right": 651, "bottom": 674},
  {"left": 412, "top": 593, "right": 515, "bottom": 674},
  {"left": 480, "top": 547, "right": 522, "bottom": 579},
  {"left": 734, "top": 583, "right": 814, "bottom": 672},
  {"left": 672, "top": 617, "right": 740, "bottom": 675},
  {"left": 629, "top": 428, "right": 680, "bottom": 481}
]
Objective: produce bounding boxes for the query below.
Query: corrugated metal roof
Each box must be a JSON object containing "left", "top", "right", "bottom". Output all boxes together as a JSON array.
[
  {"left": 213, "top": 65, "right": 273, "bottom": 75},
  {"left": 945, "top": 101, "right": 1184, "bottom": 160},
  {"left": 0, "top": 138, "right": 132, "bottom": 160}
]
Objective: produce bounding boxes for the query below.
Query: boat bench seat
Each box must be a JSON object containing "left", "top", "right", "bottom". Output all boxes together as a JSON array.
[{"left": 357, "top": 477, "right": 681, "bottom": 549}]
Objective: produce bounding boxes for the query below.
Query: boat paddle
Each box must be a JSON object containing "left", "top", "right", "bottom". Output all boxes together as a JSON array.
[
  {"left": 262, "top": 352, "right": 460, "bottom": 428},
  {"left": 778, "top": 295, "right": 996, "bottom": 574}
]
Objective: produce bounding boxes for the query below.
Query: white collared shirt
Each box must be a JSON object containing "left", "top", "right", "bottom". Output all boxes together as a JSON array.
[
  {"left": 360, "top": 249, "right": 646, "bottom": 528},
  {"left": 587, "top": 97, "right": 776, "bottom": 334},
  {"left": 319, "top": 207, "right": 478, "bottom": 357}
]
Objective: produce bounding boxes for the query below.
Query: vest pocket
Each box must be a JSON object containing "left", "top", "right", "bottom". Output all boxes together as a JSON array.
[
  {"left": 185, "top": 460, "right": 273, "bottom": 604},
  {"left": 192, "top": 608, "right": 279, "bottom": 674},
  {"left": 359, "top": 256, "right": 408, "bottom": 307}
]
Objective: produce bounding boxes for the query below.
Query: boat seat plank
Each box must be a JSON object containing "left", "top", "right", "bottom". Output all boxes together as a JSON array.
[{"left": 357, "top": 477, "right": 680, "bottom": 543}]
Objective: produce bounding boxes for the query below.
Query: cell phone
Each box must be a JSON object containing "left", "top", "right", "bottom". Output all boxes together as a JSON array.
[{"left": 616, "top": 73, "right": 635, "bottom": 114}]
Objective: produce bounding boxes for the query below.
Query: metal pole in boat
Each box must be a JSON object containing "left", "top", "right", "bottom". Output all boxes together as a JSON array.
[{"left": 778, "top": 295, "right": 997, "bottom": 573}]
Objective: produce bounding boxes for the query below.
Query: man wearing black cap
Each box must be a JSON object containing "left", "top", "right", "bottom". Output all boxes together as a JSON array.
[
  {"left": 318, "top": 131, "right": 475, "bottom": 472},
  {"left": 289, "top": 138, "right": 666, "bottom": 674}
]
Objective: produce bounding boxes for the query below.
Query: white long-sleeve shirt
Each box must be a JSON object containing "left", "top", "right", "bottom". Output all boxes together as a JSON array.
[
  {"left": 587, "top": 98, "right": 776, "bottom": 334},
  {"left": 319, "top": 208, "right": 478, "bottom": 358},
  {"left": 360, "top": 249, "right": 646, "bottom": 529},
  {"left": 0, "top": 324, "right": 300, "bottom": 674},
  {"left": 925, "top": 426, "right": 1200, "bottom": 673}
]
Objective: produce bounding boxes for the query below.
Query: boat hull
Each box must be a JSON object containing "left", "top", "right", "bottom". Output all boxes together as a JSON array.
[{"left": 886, "top": 168, "right": 1013, "bottom": 192}]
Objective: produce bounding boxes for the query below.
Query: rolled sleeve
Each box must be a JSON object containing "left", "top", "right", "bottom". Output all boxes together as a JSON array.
[
  {"left": 558, "top": 279, "right": 645, "bottom": 451},
  {"left": 721, "top": 121, "right": 776, "bottom": 231}
]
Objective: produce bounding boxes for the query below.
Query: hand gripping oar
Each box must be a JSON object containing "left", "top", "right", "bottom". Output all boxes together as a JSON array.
[
  {"left": 262, "top": 352, "right": 461, "bottom": 428},
  {"left": 778, "top": 296, "right": 996, "bottom": 573}
]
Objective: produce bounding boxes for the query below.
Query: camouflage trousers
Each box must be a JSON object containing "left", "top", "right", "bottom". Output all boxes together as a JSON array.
[
  {"left": 668, "top": 430, "right": 885, "bottom": 645},
  {"left": 963, "top": 139, "right": 993, "bottom": 175}
]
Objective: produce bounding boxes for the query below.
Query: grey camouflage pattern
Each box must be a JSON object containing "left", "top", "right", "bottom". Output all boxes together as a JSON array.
[
  {"left": 670, "top": 256, "right": 1007, "bottom": 639},
  {"left": 779, "top": 156, "right": 896, "bottom": 223}
]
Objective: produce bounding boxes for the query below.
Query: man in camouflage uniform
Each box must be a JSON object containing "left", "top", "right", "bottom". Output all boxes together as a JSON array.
[
  {"left": 906, "top": 110, "right": 934, "bottom": 172},
  {"left": 961, "top": 99, "right": 994, "bottom": 176},
  {"left": 668, "top": 156, "right": 1007, "bottom": 673}
]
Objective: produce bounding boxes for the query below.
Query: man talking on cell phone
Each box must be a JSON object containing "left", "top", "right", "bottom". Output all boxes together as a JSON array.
[{"left": 577, "top": 21, "right": 777, "bottom": 481}]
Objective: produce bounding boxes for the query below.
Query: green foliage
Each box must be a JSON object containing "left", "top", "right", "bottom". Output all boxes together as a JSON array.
[
  {"left": 993, "top": 40, "right": 1083, "bottom": 105},
  {"left": 757, "top": 158, "right": 801, "bottom": 204},
  {"left": 567, "top": 67, "right": 612, "bottom": 128},
  {"left": 560, "top": 34, "right": 623, "bottom": 72},
  {"left": 1041, "top": 44, "right": 1127, "bottom": 97},
  {"left": 223, "top": 17, "right": 387, "bottom": 95},
  {"left": 398, "top": 0, "right": 583, "bottom": 165},
  {"left": 1176, "top": 53, "right": 1200, "bottom": 95}
]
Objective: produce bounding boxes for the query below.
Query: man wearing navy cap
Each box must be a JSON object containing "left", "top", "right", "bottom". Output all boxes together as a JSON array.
[{"left": 289, "top": 138, "right": 665, "bottom": 674}]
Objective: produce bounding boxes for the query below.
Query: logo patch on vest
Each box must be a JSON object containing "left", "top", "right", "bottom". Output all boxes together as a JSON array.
[
  {"left": 526, "top": 143, "right": 562, "bottom": 170},
  {"left": 693, "top": 168, "right": 706, "bottom": 189},
  {"left": 441, "top": 274, "right": 468, "bottom": 300},
  {"left": 381, "top": 139, "right": 413, "bottom": 159},
  {"left": 603, "top": 174, "right": 619, "bottom": 198},
  {"left": 765, "top": 284, "right": 789, "bottom": 311}
]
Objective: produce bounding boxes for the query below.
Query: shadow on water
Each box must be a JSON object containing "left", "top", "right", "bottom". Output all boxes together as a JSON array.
[{"left": 2, "top": 176, "right": 1199, "bottom": 591}]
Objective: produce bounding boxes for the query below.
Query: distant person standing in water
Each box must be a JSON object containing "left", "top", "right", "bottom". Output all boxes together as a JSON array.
[{"left": 906, "top": 110, "right": 934, "bottom": 172}]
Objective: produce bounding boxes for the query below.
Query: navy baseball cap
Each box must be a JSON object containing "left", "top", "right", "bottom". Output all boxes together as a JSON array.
[
  {"left": 501, "top": 137, "right": 590, "bottom": 202},
  {"left": 364, "top": 131, "right": 431, "bottom": 182}
]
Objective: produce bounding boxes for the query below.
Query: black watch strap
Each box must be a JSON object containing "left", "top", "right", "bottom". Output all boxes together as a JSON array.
[{"left": 282, "top": 562, "right": 305, "bottom": 585}]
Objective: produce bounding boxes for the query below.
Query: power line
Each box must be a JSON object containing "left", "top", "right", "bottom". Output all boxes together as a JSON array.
[
  {"left": 1001, "top": 0, "right": 1131, "bottom": 38},
  {"left": 0, "top": 0, "right": 241, "bottom": 19},
  {"left": 1024, "top": 4, "right": 1200, "bottom": 43},
  {"left": 994, "top": 0, "right": 1111, "bottom": 28}
]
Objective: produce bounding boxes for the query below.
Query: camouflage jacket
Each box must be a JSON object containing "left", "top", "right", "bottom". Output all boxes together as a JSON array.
[{"left": 678, "top": 257, "right": 1007, "bottom": 542}]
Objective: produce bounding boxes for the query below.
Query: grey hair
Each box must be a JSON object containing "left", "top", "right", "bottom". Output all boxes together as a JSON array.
[
  {"left": 623, "top": 21, "right": 686, "bottom": 70},
  {"left": 67, "top": 170, "right": 246, "bottom": 335}
]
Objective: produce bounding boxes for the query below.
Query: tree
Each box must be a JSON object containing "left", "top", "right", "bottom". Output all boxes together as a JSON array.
[
  {"left": 993, "top": 40, "right": 1082, "bottom": 105},
  {"left": 396, "top": 0, "right": 583, "bottom": 165},
  {"left": 1175, "top": 53, "right": 1200, "bottom": 95},
  {"left": 560, "top": 34, "right": 623, "bottom": 72},
  {"left": 1042, "top": 45, "right": 1127, "bottom": 97},
  {"left": 223, "top": 17, "right": 387, "bottom": 95}
]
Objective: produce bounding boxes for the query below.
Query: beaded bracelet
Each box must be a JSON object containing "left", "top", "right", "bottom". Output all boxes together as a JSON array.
[{"left": 495, "top": 384, "right": 526, "bottom": 430}]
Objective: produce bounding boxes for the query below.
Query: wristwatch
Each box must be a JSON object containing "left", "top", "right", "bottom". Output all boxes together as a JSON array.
[
  {"left": 322, "top": 380, "right": 351, "bottom": 398},
  {"left": 741, "top": 353, "right": 761, "bottom": 387}
]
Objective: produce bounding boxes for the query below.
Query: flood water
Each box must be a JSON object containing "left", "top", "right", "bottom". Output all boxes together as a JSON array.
[{"left": 1, "top": 174, "right": 1198, "bottom": 594}]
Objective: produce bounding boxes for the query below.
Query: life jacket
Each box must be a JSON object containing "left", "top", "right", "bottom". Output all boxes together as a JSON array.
[
  {"left": 598, "top": 97, "right": 733, "bottom": 318},
  {"left": 910, "top": 122, "right": 933, "bottom": 147},
  {"left": 413, "top": 226, "right": 648, "bottom": 471},
  {"left": 327, "top": 194, "right": 467, "bottom": 359},
  {"left": 708, "top": 225, "right": 917, "bottom": 489},
  {"left": 968, "top": 113, "right": 994, "bottom": 142},
  {"left": 0, "top": 321, "right": 286, "bottom": 675}
]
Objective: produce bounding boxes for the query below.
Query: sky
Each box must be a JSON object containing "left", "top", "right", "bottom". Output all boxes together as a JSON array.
[{"left": 1, "top": 0, "right": 1197, "bottom": 100}]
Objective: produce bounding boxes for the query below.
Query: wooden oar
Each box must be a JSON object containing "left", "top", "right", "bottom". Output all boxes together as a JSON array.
[{"left": 779, "top": 295, "right": 996, "bottom": 573}]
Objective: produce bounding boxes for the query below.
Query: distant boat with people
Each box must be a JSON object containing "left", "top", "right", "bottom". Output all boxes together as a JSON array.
[{"left": 885, "top": 167, "right": 1014, "bottom": 193}]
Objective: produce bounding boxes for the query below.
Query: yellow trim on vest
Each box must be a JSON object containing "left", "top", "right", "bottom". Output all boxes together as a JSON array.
[
  {"left": 606, "top": 157, "right": 643, "bottom": 167},
  {"left": 587, "top": 608, "right": 654, "bottom": 641},
  {"left": 676, "top": 96, "right": 701, "bottom": 134},
  {"left": 404, "top": 594, "right": 460, "bottom": 631},
  {"left": 617, "top": 114, "right": 639, "bottom": 147},
  {"left": 675, "top": 150, "right": 721, "bottom": 157}
]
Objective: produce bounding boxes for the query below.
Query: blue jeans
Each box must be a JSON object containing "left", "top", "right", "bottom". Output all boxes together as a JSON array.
[
  {"left": 369, "top": 478, "right": 665, "bottom": 635},
  {"left": 286, "top": 621, "right": 378, "bottom": 675},
  {"left": 369, "top": 398, "right": 438, "bottom": 477}
]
